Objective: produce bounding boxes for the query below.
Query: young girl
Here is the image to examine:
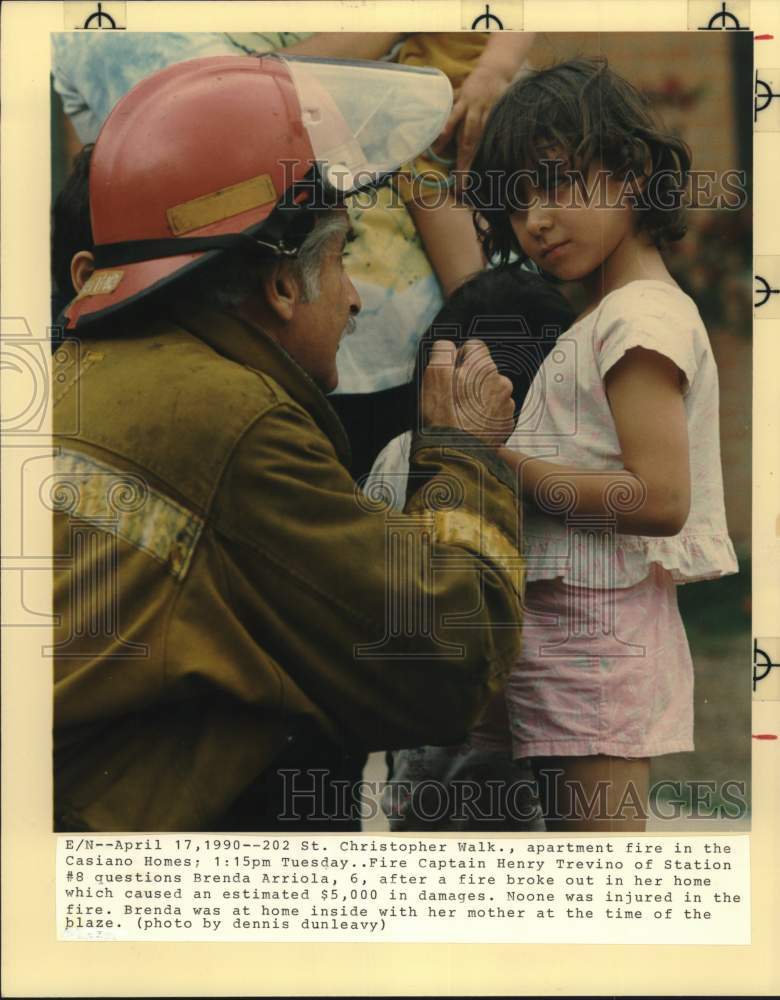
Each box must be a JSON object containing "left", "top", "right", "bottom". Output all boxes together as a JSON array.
[{"left": 466, "top": 57, "right": 738, "bottom": 831}]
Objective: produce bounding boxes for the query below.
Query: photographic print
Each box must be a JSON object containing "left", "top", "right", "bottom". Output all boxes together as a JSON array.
[
  {"left": 48, "top": 27, "right": 751, "bottom": 836},
  {"left": 1, "top": 1, "right": 778, "bottom": 996}
]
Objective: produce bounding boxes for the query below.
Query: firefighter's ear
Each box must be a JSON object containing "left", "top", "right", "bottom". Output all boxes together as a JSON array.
[
  {"left": 70, "top": 250, "right": 95, "bottom": 293},
  {"left": 261, "top": 261, "right": 300, "bottom": 323}
]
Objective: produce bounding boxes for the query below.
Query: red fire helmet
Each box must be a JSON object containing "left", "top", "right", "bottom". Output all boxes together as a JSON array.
[{"left": 65, "top": 53, "right": 452, "bottom": 330}]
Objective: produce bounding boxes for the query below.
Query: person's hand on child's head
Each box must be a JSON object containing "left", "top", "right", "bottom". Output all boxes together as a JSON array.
[
  {"left": 420, "top": 340, "right": 460, "bottom": 430},
  {"left": 421, "top": 339, "right": 515, "bottom": 446},
  {"left": 455, "top": 340, "right": 517, "bottom": 444},
  {"left": 434, "top": 65, "right": 515, "bottom": 173}
]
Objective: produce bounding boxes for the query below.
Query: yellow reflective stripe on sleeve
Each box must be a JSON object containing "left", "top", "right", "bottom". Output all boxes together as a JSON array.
[
  {"left": 433, "top": 509, "right": 524, "bottom": 596},
  {"left": 50, "top": 448, "right": 204, "bottom": 581}
]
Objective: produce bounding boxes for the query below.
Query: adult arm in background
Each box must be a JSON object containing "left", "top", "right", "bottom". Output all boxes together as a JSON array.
[
  {"left": 404, "top": 34, "right": 536, "bottom": 294},
  {"left": 436, "top": 33, "right": 537, "bottom": 172}
]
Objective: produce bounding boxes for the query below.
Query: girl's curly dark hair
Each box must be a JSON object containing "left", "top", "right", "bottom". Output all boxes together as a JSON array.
[{"left": 466, "top": 57, "right": 692, "bottom": 266}]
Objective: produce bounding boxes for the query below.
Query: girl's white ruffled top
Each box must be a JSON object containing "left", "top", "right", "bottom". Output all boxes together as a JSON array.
[{"left": 508, "top": 279, "right": 738, "bottom": 588}]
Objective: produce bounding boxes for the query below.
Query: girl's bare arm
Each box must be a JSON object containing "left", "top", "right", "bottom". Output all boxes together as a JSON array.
[{"left": 500, "top": 348, "right": 691, "bottom": 536}]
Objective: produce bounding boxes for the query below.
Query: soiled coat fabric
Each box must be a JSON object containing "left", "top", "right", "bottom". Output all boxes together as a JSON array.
[{"left": 52, "top": 303, "right": 524, "bottom": 831}]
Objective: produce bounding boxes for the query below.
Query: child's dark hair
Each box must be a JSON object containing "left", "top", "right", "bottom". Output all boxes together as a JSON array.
[
  {"left": 410, "top": 265, "right": 575, "bottom": 430},
  {"left": 468, "top": 57, "right": 692, "bottom": 266}
]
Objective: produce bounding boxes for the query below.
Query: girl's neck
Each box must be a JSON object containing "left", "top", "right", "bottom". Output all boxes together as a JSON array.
[{"left": 578, "top": 236, "right": 676, "bottom": 322}]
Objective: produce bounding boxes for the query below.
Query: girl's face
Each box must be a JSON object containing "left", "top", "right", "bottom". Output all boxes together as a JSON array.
[{"left": 509, "top": 155, "right": 642, "bottom": 285}]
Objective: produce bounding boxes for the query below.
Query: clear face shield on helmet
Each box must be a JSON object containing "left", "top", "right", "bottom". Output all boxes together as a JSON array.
[
  {"left": 66, "top": 54, "right": 453, "bottom": 329},
  {"left": 276, "top": 54, "right": 454, "bottom": 199}
]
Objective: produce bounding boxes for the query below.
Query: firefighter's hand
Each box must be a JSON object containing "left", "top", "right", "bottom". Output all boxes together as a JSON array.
[{"left": 421, "top": 339, "right": 515, "bottom": 446}]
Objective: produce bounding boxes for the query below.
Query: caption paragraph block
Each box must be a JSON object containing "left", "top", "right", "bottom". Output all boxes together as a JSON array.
[{"left": 57, "top": 834, "right": 750, "bottom": 944}]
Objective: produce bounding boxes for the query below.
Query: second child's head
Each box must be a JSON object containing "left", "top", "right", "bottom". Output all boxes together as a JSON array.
[
  {"left": 468, "top": 58, "right": 691, "bottom": 281},
  {"left": 411, "top": 265, "right": 575, "bottom": 431}
]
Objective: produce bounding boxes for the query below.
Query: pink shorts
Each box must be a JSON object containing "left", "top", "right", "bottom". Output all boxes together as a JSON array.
[{"left": 473, "top": 565, "right": 694, "bottom": 760}]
